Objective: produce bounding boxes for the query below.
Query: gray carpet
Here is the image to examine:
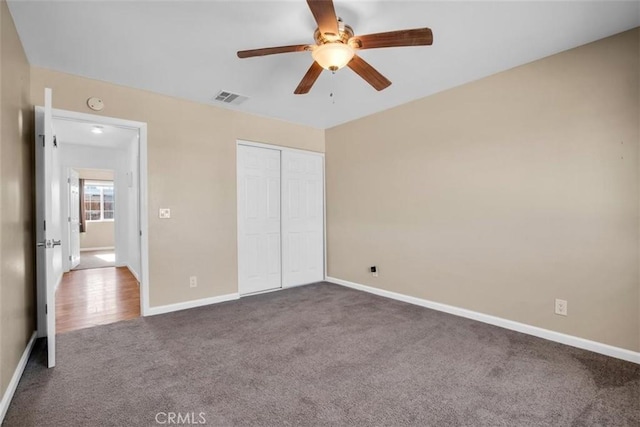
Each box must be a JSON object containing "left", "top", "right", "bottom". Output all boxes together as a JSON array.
[
  {"left": 73, "top": 250, "right": 115, "bottom": 270},
  {"left": 4, "top": 282, "right": 639, "bottom": 426}
]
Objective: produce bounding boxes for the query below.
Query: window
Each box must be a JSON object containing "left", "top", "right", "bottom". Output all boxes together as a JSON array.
[{"left": 84, "top": 181, "right": 114, "bottom": 221}]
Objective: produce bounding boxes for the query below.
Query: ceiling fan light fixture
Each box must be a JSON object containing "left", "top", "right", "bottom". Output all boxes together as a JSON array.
[
  {"left": 236, "top": 0, "right": 432, "bottom": 94},
  {"left": 312, "top": 42, "right": 355, "bottom": 71}
]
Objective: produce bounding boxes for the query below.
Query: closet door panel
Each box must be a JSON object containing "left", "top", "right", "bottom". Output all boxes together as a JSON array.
[
  {"left": 237, "top": 145, "right": 281, "bottom": 295},
  {"left": 282, "top": 151, "right": 324, "bottom": 287}
]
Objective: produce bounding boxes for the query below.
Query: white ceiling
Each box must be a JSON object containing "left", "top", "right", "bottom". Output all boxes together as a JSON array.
[
  {"left": 53, "top": 118, "right": 138, "bottom": 150},
  {"left": 9, "top": 1, "right": 640, "bottom": 129}
]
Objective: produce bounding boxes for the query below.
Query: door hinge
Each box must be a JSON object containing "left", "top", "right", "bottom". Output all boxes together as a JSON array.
[
  {"left": 139, "top": 230, "right": 142, "bottom": 237},
  {"left": 67, "top": 178, "right": 71, "bottom": 184},
  {"left": 68, "top": 216, "right": 71, "bottom": 222},
  {"left": 43, "top": 220, "right": 46, "bottom": 231},
  {"left": 53, "top": 135, "right": 58, "bottom": 148},
  {"left": 45, "top": 304, "right": 48, "bottom": 314},
  {"left": 69, "top": 255, "right": 72, "bottom": 261},
  {"left": 39, "top": 134, "right": 44, "bottom": 146}
]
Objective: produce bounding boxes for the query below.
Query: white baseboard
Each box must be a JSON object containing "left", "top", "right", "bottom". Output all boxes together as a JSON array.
[
  {"left": 126, "top": 264, "right": 140, "bottom": 282},
  {"left": 80, "top": 246, "right": 114, "bottom": 252},
  {"left": 146, "top": 293, "right": 239, "bottom": 316},
  {"left": 326, "top": 276, "right": 640, "bottom": 365},
  {"left": 241, "top": 281, "right": 316, "bottom": 297},
  {"left": 240, "top": 287, "right": 283, "bottom": 297},
  {"left": 0, "top": 331, "right": 37, "bottom": 423}
]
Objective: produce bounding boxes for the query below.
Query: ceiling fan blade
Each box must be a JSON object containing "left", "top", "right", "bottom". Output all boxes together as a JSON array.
[
  {"left": 294, "top": 61, "right": 324, "bottom": 95},
  {"left": 307, "top": 0, "right": 339, "bottom": 37},
  {"left": 351, "top": 28, "right": 433, "bottom": 49},
  {"left": 347, "top": 55, "right": 391, "bottom": 91},
  {"left": 237, "top": 44, "right": 309, "bottom": 59}
]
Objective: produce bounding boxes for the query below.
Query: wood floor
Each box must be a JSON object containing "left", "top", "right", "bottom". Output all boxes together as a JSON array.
[
  {"left": 74, "top": 249, "right": 116, "bottom": 270},
  {"left": 56, "top": 267, "right": 140, "bottom": 334}
]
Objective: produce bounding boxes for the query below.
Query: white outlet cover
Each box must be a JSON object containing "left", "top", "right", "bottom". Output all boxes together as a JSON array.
[
  {"left": 555, "top": 299, "right": 568, "bottom": 316},
  {"left": 159, "top": 208, "right": 171, "bottom": 219}
]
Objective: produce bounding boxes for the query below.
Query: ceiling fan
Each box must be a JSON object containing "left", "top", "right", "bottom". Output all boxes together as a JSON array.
[{"left": 237, "top": 0, "right": 433, "bottom": 95}]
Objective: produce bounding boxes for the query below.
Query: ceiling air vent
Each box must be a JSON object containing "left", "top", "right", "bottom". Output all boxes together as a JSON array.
[{"left": 213, "top": 90, "right": 248, "bottom": 105}]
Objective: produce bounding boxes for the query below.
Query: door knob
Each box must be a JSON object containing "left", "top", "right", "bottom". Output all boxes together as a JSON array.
[{"left": 36, "top": 239, "right": 61, "bottom": 248}]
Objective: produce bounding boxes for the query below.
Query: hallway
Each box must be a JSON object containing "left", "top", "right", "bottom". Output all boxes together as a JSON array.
[
  {"left": 56, "top": 267, "right": 140, "bottom": 334},
  {"left": 74, "top": 250, "right": 116, "bottom": 270}
]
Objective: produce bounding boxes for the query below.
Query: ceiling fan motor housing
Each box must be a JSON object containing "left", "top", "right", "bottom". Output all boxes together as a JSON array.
[{"left": 314, "top": 19, "right": 354, "bottom": 46}]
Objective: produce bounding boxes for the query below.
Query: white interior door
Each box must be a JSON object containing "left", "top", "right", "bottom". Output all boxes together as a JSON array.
[
  {"left": 68, "top": 169, "right": 80, "bottom": 269},
  {"left": 35, "top": 88, "right": 62, "bottom": 368},
  {"left": 237, "top": 145, "right": 281, "bottom": 295},
  {"left": 282, "top": 151, "right": 324, "bottom": 287}
]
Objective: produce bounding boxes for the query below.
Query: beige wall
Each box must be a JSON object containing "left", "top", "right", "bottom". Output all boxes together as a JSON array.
[
  {"left": 31, "top": 68, "right": 324, "bottom": 307},
  {"left": 80, "top": 222, "right": 114, "bottom": 250},
  {"left": 326, "top": 29, "right": 640, "bottom": 351},
  {"left": 0, "top": 0, "right": 34, "bottom": 398}
]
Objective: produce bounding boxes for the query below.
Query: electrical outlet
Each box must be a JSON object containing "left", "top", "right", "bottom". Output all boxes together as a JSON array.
[
  {"left": 370, "top": 266, "right": 378, "bottom": 277},
  {"left": 189, "top": 276, "right": 197, "bottom": 288},
  {"left": 555, "top": 299, "right": 567, "bottom": 316},
  {"left": 159, "top": 208, "right": 171, "bottom": 219}
]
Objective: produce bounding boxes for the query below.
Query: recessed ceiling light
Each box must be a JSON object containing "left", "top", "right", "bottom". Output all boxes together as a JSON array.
[{"left": 91, "top": 126, "right": 103, "bottom": 134}]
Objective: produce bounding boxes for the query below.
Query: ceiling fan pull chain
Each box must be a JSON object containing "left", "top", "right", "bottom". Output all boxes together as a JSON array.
[{"left": 330, "top": 71, "right": 336, "bottom": 105}]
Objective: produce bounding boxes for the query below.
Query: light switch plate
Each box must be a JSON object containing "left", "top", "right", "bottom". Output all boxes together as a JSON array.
[{"left": 159, "top": 208, "right": 171, "bottom": 219}]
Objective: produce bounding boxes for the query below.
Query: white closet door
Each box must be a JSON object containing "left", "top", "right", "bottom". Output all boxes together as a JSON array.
[
  {"left": 237, "top": 145, "right": 281, "bottom": 295},
  {"left": 282, "top": 151, "right": 324, "bottom": 287}
]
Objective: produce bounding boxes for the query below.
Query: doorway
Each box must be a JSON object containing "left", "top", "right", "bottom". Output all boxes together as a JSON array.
[
  {"left": 70, "top": 169, "right": 116, "bottom": 270},
  {"left": 236, "top": 141, "right": 325, "bottom": 296},
  {"left": 53, "top": 119, "right": 142, "bottom": 333},
  {"left": 36, "top": 107, "right": 149, "bottom": 350}
]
